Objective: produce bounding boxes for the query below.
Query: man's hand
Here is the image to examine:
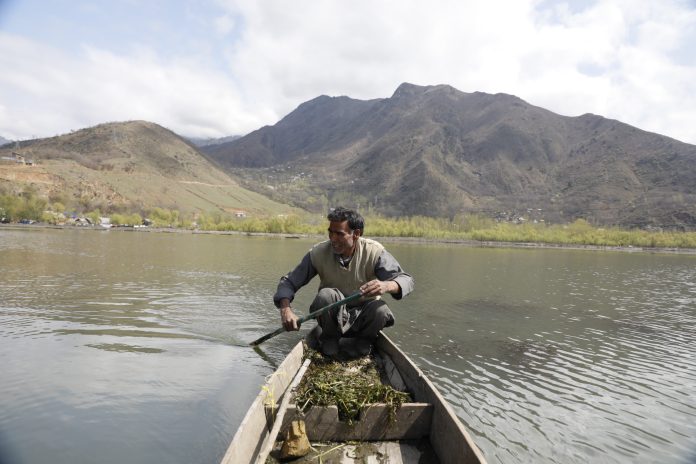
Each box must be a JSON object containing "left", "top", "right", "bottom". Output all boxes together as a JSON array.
[
  {"left": 280, "top": 306, "right": 300, "bottom": 331},
  {"left": 360, "top": 279, "right": 399, "bottom": 297}
]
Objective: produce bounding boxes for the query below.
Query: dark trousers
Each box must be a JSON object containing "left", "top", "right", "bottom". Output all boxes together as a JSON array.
[{"left": 309, "top": 287, "right": 394, "bottom": 343}]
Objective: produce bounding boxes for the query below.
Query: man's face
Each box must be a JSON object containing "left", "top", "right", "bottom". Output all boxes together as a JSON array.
[{"left": 328, "top": 220, "right": 359, "bottom": 257}]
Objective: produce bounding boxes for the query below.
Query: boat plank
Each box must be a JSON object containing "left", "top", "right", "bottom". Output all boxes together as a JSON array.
[
  {"left": 220, "top": 342, "right": 304, "bottom": 464},
  {"left": 279, "top": 403, "right": 433, "bottom": 441},
  {"left": 255, "top": 358, "right": 311, "bottom": 463},
  {"left": 269, "top": 441, "right": 439, "bottom": 464}
]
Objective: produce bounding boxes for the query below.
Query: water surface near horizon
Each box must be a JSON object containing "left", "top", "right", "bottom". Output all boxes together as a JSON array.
[{"left": 0, "top": 228, "right": 695, "bottom": 463}]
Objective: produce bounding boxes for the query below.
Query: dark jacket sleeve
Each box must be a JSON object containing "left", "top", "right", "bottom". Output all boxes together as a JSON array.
[
  {"left": 375, "top": 249, "right": 414, "bottom": 300},
  {"left": 273, "top": 252, "right": 318, "bottom": 307}
]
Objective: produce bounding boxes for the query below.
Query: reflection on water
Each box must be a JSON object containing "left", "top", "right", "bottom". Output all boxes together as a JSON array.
[
  {"left": 86, "top": 343, "right": 166, "bottom": 353},
  {"left": 1, "top": 228, "right": 695, "bottom": 464}
]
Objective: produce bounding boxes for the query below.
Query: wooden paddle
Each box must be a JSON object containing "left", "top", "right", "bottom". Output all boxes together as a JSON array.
[{"left": 249, "top": 292, "right": 362, "bottom": 346}]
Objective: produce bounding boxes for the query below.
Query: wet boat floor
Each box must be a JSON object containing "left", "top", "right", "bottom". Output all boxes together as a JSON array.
[{"left": 267, "top": 438, "right": 439, "bottom": 463}]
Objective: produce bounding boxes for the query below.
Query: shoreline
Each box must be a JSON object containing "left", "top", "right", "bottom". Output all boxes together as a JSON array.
[{"left": 2, "top": 222, "right": 696, "bottom": 255}]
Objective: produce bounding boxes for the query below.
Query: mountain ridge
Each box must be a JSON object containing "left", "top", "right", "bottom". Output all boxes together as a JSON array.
[
  {"left": 4, "top": 83, "right": 695, "bottom": 229},
  {"left": 202, "top": 83, "right": 696, "bottom": 229}
]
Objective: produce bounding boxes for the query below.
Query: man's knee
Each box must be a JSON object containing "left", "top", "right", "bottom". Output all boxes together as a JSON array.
[
  {"left": 318, "top": 287, "right": 341, "bottom": 301},
  {"left": 311, "top": 288, "right": 343, "bottom": 311},
  {"left": 355, "top": 301, "right": 394, "bottom": 337},
  {"left": 372, "top": 303, "right": 391, "bottom": 319},
  {"left": 370, "top": 301, "right": 394, "bottom": 326}
]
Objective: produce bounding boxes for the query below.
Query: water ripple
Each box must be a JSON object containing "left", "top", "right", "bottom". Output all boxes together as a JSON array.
[{"left": 409, "top": 261, "right": 696, "bottom": 463}]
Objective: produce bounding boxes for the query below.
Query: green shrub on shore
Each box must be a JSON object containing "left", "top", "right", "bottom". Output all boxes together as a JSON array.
[
  {"left": 199, "top": 213, "right": 322, "bottom": 235},
  {"left": 466, "top": 219, "right": 696, "bottom": 248},
  {"left": 110, "top": 213, "right": 143, "bottom": 227},
  {"left": 3, "top": 195, "right": 695, "bottom": 249},
  {"left": 0, "top": 192, "right": 47, "bottom": 222},
  {"left": 196, "top": 213, "right": 696, "bottom": 249}
]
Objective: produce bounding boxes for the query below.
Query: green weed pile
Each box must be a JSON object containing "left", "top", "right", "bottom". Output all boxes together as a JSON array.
[{"left": 294, "top": 350, "right": 411, "bottom": 425}]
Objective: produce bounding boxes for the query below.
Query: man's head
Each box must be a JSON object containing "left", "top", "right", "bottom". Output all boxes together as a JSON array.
[{"left": 327, "top": 207, "right": 364, "bottom": 257}]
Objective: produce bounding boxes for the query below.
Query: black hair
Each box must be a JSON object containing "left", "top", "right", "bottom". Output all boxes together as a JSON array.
[{"left": 327, "top": 206, "right": 364, "bottom": 232}]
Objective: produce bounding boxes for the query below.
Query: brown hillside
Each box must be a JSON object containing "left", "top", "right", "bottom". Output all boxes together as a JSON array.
[{"left": 0, "top": 121, "right": 300, "bottom": 216}]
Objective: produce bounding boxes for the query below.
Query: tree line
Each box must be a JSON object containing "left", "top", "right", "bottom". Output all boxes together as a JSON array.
[{"left": 2, "top": 191, "right": 695, "bottom": 248}]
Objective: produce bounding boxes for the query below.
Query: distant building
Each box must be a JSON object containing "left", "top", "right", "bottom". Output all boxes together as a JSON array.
[{"left": 0, "top": 152, "right": 34, "bottom": 165}]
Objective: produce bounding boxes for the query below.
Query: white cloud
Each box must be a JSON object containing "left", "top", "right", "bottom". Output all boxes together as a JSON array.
[
  {"left": 1, "top": 0, "right": 696, "bottom": 144},
  {"left": 519, "top": 0, "right": 696, "bottom": 141},
  {"left": 216, "top": 0, "right": 696, "bottom": 143},
  {"left": 0, "top": 33, "right": 266, "bottom": 139}
]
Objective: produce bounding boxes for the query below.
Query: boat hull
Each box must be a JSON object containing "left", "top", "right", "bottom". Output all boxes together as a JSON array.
[{"left": 221, "top": 333, "right": 486, "bottom": 464}]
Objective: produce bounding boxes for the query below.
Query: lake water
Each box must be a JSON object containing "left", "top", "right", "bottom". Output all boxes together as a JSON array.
[{"left": 1, "top": 227, "right": 695, "bottom": 464}]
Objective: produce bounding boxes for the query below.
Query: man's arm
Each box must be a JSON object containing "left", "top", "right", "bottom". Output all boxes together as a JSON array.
[
  {"left": 274, "top": 252, "right": 317, "bottom": 331},
  {"left": 360, "top": 249, "right": 414, "bottom": 299}
]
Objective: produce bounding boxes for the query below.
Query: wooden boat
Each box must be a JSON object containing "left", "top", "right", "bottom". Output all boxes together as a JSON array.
[{"left": 222, "top": 332, "right": 487, "bottom": 463}]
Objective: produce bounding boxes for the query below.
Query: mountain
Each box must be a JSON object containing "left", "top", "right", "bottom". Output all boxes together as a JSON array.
[
  {"left": 202, "top": 83, "right": 696, "bottom": 229},
  {"left": 0, "top": 135, "right": 10, "bottom": 147},
  {"left": 187, "top": 135, "right": 241, "bottom": 147},
  {"left": 0, "top": 121, "right": 299, "bottom": 216}
]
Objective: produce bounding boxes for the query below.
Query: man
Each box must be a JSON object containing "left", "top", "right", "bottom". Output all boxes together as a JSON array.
[{"left": 274, "top": 207, "right": 414, "bottom": 358}]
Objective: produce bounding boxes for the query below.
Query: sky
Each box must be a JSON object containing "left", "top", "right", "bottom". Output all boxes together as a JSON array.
[{"left": 1, "top": 0, "right": 696, "bottom": 144}]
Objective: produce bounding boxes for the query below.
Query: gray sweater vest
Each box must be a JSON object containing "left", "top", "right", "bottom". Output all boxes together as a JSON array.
[{"left": 309, "top": 237, "right": 384, "bottom": 301}]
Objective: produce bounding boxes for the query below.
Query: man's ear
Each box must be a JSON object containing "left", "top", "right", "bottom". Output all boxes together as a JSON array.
[{"left": 353, "top": 229, "right": 363, "bottom": 238}]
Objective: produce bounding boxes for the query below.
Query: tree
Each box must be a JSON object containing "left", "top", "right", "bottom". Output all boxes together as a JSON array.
[
  {"left": 0, "top": 195, "right": 22, "bottom": 221},
  {"left": 21, "top": 196, "right": 47, "bottom": 220},
  {"left": 52, "top": 202, "right": 66, "bottom": 213}
]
